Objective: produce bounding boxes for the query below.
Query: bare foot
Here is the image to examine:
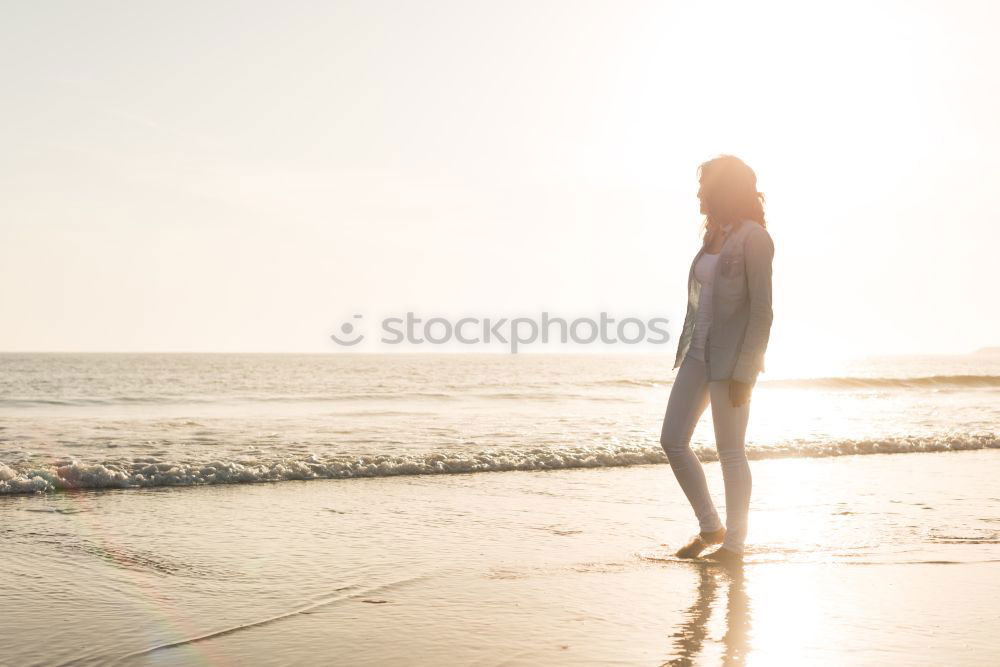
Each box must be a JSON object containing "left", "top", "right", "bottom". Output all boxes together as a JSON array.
[
  {"left": 701, "top": 546, "right": 743, "bottom": 566},
  {"left": 674, "top": 527, "right": 726, "bottom": 559}
]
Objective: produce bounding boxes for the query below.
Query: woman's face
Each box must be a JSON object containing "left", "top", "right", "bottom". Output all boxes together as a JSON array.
[{"left": 697, "top": 181, "right": 708, "bottom": 215}]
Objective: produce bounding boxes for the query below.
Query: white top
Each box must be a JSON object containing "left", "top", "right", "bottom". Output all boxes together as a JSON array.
[{"left": 687, "top": 252, "right": 719, "bottom": 362}]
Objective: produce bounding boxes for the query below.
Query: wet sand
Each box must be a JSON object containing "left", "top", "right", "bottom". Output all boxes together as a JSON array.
[{"left": 3, "top": 449, "right": 999, "bottom": 665}]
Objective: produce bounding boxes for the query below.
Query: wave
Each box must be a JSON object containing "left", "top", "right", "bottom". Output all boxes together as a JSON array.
[
  {"left": 0, "top": 392, "right": 462, "bottom": 408},
  {"left": 3, "top": 374, "right": 996, "bottom": 409},
  {"left": 597, "top": 375, "right": 1000, "bottom": 390},
  {"left": 1, "top": 433, "right": 996, "bottom": 495},
  {"left": 763, "top": 375, "right": 1000, "bottom": 390},
  {"left": 0, "top": 390, "right": 601, "bottom": 408}
]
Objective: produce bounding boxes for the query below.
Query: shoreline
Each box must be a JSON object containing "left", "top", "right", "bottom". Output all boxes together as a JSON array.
[{"left": 3, "top": 436, "right": 998, "bottom": 496}]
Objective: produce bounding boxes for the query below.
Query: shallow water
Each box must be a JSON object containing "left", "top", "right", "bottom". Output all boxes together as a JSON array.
[
  {"left": 1, "top": 353, "right": 998, "bottom": 493},
  {"left": 2, "top": 450, "right": 999, "bottom": 665}
]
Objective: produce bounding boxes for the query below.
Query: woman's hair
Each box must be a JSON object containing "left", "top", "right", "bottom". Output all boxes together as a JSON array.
[{"left": 697, "top": 155, "right": 766, "bottom": 235}]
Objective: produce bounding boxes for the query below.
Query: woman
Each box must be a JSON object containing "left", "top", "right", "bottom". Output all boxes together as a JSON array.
[{"left": 659, "top": 155, "right": 774, "bottom": 565}]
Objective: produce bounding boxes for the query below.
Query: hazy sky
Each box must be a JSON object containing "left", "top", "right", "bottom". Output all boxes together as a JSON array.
[{"left": 2, "top": 0, "right": 998, "bottom": 359}]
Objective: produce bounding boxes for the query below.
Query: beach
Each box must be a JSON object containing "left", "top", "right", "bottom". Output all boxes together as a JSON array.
[
  {"left": 3, "top": 449, "right": 999, "bottom": 665},
  {"left": 5, "top": 0, "right": 1000, "bottom": 663},
  {"left": 2, "top": 352, "right": 999, "bottom": 665}
]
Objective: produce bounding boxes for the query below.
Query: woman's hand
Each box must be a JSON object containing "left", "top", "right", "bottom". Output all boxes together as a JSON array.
[{"left": 729, "top": 380, "right": 752, "bottom": 407}]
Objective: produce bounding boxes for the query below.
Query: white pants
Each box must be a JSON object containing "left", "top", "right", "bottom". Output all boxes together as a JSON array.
[{"left": 659, "top": 354, "right": 752, "bottom": 553}]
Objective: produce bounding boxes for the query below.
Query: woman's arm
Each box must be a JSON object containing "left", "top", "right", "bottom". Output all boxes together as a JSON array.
[{"left": 732, "top": 226, "right": 774, "bottom": 386}]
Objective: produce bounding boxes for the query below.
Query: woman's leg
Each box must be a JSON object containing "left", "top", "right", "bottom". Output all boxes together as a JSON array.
[
  {"left": 708, "top": 381, "right": 753, "bottom": 553},
  {"left": 660, "top": 355, "right": 722, "bottom": 534}
]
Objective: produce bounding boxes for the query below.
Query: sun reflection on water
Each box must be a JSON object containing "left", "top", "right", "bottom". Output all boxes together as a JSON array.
[{"left": 665, "top": 566, "right": 752, "bottom": 667}]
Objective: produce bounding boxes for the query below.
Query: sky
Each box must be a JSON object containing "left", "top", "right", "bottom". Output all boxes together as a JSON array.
[{"left": 2, "top": 0, "right": 998, "bottom": 360}]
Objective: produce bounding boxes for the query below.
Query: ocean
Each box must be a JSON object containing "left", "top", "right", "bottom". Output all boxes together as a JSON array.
[{"left": 1, "top": 352, "right": 997, "bottom": 493}]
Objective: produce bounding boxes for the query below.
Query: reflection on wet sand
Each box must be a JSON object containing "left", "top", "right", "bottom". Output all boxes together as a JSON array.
[{"left": 665, "top": 565, "right": 751, "bottom": 666}]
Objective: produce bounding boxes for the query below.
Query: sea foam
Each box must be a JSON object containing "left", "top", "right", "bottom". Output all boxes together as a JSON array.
[{"left": 1, "top": 433, "right": 996, "bottom": 494}]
